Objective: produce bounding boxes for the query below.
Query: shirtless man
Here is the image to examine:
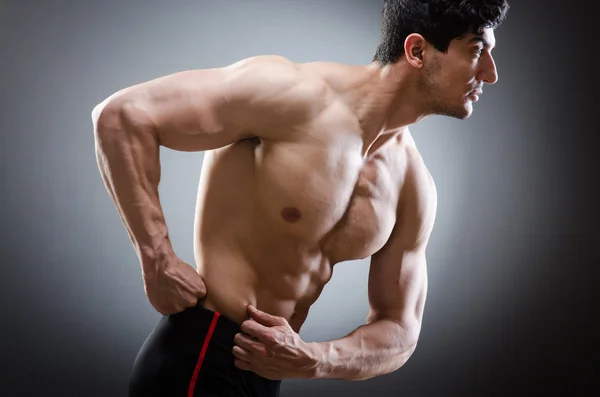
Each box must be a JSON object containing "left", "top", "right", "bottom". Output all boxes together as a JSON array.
[{"left": 92, "top": 1, "right": 509, "bottom": 396}]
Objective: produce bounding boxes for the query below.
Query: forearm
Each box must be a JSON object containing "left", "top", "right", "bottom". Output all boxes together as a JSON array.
[
  {"left": 310, "top": 319, "right": 418, "bottom": 381},
  {"left": 93, "top": 102, "right": 172, "bottom": 274}
]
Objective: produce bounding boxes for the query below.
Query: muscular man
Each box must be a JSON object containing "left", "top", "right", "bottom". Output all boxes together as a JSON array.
[{"left": 92, "top": 1, "right": 509, "bottom": 396}]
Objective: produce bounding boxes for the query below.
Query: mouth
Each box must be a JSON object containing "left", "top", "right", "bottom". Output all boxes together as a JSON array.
[{"left": 467, "top": 90, "right": 483, "bottom": 102}]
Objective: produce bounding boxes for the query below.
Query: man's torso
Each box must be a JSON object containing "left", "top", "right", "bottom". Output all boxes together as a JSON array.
[{"left": 194, "top": 61, "right": 428, "bottom": 331}]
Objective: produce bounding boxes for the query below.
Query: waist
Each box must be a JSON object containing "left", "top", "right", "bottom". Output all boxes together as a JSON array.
[
  {"left": 199, "top": 276, "right": 311, "bottom": 331},
  {"left": 196, "top": 250, "right": 328, "bottom": 330},
  {"left": 172, "top": 298, "right": 241, "bottom": 341}
]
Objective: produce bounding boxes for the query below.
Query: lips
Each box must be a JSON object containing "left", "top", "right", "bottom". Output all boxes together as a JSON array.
[{"left": 468, "top": 89, "right": 482, "bottom": 102}]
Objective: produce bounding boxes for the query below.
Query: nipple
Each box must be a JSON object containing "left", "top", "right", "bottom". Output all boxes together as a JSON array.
[{"left": 281, "top": 207, "right": 302, "bottom": 223}]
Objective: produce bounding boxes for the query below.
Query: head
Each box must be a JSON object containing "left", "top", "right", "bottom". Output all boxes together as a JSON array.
[{"left": 373, "top": 0, "right": 510, "bottom": 119}]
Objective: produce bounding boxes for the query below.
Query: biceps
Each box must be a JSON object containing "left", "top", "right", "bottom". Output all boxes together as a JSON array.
[
  {"left": 120, "top": 69, "right": 253, "bottom": 152},
  {"left": 367, "top": 249, "right": 428, "bottom": 327},
  {"left": 109, "top": 58, "right": 314, "bottom": 151}
]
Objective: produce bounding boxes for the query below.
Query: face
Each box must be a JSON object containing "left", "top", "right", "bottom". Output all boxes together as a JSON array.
[{"left": 418, "top": 28, "right": 498, "bottom": 119}]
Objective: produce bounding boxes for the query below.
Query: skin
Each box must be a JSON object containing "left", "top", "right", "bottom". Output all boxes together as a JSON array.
[{"left": 92, "top": 27, "right": 498, "bottom": 381}]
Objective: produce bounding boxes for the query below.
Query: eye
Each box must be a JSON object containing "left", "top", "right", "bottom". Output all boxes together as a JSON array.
[{"left": 473, "top": 47, "right": 483, "bottom": 59}]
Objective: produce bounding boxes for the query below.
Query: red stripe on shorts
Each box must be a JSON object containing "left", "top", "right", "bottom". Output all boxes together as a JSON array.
[{"left": 187, "top": 311, "right": 221, "bottom": 397}]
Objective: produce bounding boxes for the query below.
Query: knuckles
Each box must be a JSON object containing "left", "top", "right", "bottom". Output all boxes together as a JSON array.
[{"left": 262, "top": 331, "right": 277, "bottom": 345}]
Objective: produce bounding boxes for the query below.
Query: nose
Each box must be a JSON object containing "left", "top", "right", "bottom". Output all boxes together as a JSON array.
[{"left": 479, "top": 54, "right": 498, "bottom": 85}]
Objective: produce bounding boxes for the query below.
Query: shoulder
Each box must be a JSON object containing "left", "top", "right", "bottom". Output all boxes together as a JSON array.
[
  {"left": 300, "top": 61, "right": 368, "bottom": 96},
  {"left": 223, "top": 55, "right": 333, "bottom": 122},
  {"left": 225, "top": 55, "right": 300, "bottom": 81},
  {"left": 399, "top": 130, "right": 436, "bottom": 198},
  {"left": 407, "top": 146, "right": 436, "bottom": 202},
  {"left": 394, "top": 133, "right": 438, "bottom": 250},
  {"left": 226, "top": 55, "right": 331, "bottom": 101}
]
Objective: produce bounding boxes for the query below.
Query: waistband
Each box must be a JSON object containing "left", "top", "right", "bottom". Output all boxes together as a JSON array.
[{"left": 169, "top": 299, "right": 241, "bottom": 341}]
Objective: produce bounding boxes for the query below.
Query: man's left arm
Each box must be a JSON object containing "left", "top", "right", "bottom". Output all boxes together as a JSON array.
[
  {"left": 310, "top": 157, "right": 438, "bottom": 380},
  {"left": 232, "top": 150, "right": 437, "bottom": 381}
]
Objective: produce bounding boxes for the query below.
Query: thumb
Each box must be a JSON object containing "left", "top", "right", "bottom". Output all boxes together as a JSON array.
[
  {"left": 196, "top": 275, "right": 207, "bottom": 298},
  {"left": 248, "top": 305, "right": 286, "bottom": 327}
]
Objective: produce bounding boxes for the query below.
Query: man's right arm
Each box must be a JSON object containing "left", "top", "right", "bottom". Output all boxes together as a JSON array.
[{"left": 91, "top": 55, "right": 317, "bottom": 276}]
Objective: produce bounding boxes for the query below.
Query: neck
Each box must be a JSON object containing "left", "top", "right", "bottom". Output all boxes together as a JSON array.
[{"left": 354, "top": 61, "right": 430, "bottom": 155}]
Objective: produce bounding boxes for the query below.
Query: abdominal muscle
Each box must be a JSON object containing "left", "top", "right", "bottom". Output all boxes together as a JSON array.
[{"left": 196, "top": 239, "right": 331, "bottom": 332}]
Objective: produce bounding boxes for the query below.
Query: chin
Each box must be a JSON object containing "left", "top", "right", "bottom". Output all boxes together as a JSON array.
[
  {"left": 459, "top": 105, "right": 473, "bottom": 119},
  {"left": 428, "top": 97, "right": 472, "bottom": 119},
  {"left": 438, "top": 104, "right": 471, "bottom": 120},
  {"left": 454, "top": 100, "right": 474, "bottom": 119}
]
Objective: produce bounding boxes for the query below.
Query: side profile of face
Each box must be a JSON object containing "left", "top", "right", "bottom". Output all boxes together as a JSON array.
[{"left": 418, "top": 28, "right": 498, "bottom": 119}]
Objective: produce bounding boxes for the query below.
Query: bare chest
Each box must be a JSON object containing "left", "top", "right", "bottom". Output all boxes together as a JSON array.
[{"left": 252, "top": 136, "right": 406, "bottom": 263}]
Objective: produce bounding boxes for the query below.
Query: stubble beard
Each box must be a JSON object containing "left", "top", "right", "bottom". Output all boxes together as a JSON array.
[{"left": 417, "top": 60, "right": 470, "bottom": 120}]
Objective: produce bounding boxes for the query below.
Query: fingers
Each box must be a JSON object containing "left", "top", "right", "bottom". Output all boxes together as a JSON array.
[
  {"left": 195, "top": 274, "right": 208, "bottom": 298},
  {"left": 240, "top": 319, "right": 273, "bottom": 342},
  {"left": 247, "top": 305, "right": 287, "bottom": 327},
  {"left": 233, "top": 334, "right": 272, "bottom": 370},
  {"left": 234, "top": 333, "right": 255, "bottom": 350},
  {"left": 174, "top": 297, "right": 200, "bottom": 313},
  {"left": 234, "top": 332, "right": 270, "bottom": 355},
  {"left": 232, "top": 345, "right": 252, "bottom": 361},
  {"left": 232, "top": 338, "right": 265, "bottom": 372}
]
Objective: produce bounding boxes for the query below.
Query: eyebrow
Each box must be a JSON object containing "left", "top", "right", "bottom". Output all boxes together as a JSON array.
[{"left": 469, "top": 36, "right": 496, "bottom": 50}]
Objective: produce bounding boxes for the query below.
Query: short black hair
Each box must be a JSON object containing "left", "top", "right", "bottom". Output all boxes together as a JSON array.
[{"left": 373, "top": 0, "right": 510, "bottom": 65}]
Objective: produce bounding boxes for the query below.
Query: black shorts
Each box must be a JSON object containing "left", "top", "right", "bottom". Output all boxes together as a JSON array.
[{"left": 129, "top": 301, "right": 281, "bottom": 397}]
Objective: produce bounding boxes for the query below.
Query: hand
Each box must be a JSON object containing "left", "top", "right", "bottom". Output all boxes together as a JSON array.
[
  {"left": 142, "top": 256, "right": 207, "bottom": 315},
  {"left": 233, "top": 305, "right": 318, "bottom": 380}
]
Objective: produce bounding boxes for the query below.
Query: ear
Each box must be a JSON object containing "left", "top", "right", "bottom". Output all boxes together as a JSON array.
[{"left": 404, "top": 33, "right": 427, "bottom": 68}]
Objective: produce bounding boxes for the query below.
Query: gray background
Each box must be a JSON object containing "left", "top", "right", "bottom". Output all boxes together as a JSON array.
[{"left": 0, "top": 0, "right": 595, "bottom": 396}]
